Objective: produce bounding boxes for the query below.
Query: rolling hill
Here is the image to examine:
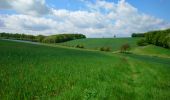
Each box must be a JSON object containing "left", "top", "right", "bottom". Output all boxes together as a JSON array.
[
  {"left": 0, "top": 39, "right": 170, "bottom": 99},
  {"left": 59, "top": 38, "right": 142, "bottom": 51}
]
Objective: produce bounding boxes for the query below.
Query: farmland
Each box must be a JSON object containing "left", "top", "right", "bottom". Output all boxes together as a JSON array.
[
  {"left": 59, "top": 38, "right": 142, "bottom": 51},
  {"left": 0, "top": 39, "right": 170, "bottom": 99}
]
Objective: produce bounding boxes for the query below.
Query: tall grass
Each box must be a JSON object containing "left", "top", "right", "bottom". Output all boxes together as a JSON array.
[
  {"left": 59, "top": 38, "right": 141, "bottom": 51},
  {"left": 0, "top": 39, "right": 170, "bottom": 99}
]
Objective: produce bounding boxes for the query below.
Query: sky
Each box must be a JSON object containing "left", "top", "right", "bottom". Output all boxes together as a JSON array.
[{"left": 0, "top": 0, "right": 170, "bottom": 37}]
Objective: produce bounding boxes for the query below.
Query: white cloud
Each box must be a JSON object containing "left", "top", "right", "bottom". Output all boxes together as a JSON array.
[
  {"left": 0, "top": 0, "right": 169, "bottom": 37},
  {"left": 0, "top": 0, "right": 49, "bottom": 16}
]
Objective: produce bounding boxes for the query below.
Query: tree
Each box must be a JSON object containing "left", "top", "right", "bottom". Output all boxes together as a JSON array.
[
  {"left": 132, "top": 33, "right": 145, "bottom": 37},
  {"left": 0, "top": 32, "right": 86, "bottom": 43},
  {"left": 37, "top": 35, "right": 45, "bottom": 42},
  {"left": 144, "top": 29, "right": 170, "bottom": 49},
  {"left": 120, "top": 44, "right": 131, "bottom": 53},
  {"left": 137, "top": 39, "right": 148, "bottom": 46}
]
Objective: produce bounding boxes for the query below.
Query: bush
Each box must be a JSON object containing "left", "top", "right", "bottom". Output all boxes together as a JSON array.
[
  {"left": 100, "top": 47, "right": 111, "bottom": 52},
  {"left": 120, "top": 44, "right": 131, "bottom": 53},
  {"left": 137, "top": 39, "right": 148, "bottom": 46},
  {"left": 76, "top": 44, "right": 84, "bottom": 48}
]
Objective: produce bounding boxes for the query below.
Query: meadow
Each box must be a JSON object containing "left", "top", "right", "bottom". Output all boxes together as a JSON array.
[
  {"left": 59, "top": 38, "right": 141, "bottom": 51},
  {"left": 0, "top": 39, "right": 170, "bottom": 100}
]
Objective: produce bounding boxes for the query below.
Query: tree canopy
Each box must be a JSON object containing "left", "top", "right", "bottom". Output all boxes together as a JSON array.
[{"left": 0, "top": 32, "right": 86, "bottom": 43}]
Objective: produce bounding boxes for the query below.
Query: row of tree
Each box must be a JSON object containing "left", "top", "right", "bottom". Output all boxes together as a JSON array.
[
  {"left": 145, "top": 29, "right": 170, "bottom": 48},
  {"left": 42, "top": 34, "right": 86, "bottom": 43},
  {"left": 0, "top": 32, "right": 86, "bottom": 43},
  {"left": 131, "top": 33, "right": 145, "bottom": 37},
  {"left": 132, "top": 29, "right": 170, "bottom": 49},
  {"left": 0, "top": 32, "right": 37, "bottom": 41}
]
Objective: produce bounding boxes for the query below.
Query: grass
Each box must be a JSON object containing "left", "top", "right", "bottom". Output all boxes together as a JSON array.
[
  {"left": 59, "top": 38, "right": 142, "bottom": 51},
  {"left": 133, "top": 45, "right": 170, "bottom": 58},
  {"left": 0, "top": 39, "right": 170, "bottom": 99}
]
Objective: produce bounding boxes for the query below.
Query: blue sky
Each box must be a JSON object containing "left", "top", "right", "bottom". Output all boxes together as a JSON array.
[
  {"left": 45, "top": 0, "right": 170, "bottom": 21},
  {"left": 127, "top": 0, "right": 170, "bottom": 22},
  {"left": 0, "top": 0, "right": 170, "bottom": 37}
]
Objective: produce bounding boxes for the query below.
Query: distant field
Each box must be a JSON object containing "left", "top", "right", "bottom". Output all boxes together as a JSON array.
[
  {"left": 133, "top": 45, "right": 170, "bottom": 58},
  {"left": 59, "top": 38, "right": 142, "bottom": 51},
  {"left": 0, "top": 39, "right": 170, "bottom": 99}
]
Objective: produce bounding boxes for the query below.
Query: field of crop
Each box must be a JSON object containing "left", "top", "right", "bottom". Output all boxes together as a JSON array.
[
  {"left": 0, "top": 39, "right": 170, "bottom": 99},
  {"left": 133, "top": 45, "right": 170, "bottom": 58},
  {"left": 59, "top": 38, "right": 142, "bottom": 51}
]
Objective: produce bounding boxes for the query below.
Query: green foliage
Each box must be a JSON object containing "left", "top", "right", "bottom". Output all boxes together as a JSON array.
[
  {"left": 37, "top": 35, "right": 45, "bottom": 42},
  {"left": 132, "top": 33, "right": 145, "bottom": 37},
  {"left": 144, "top": 29, "right": 170, "bottom": 49},
  {"left": 120, "top": 43, "right": 131, "bottom": 53},
  {"left": 75, "top": 44, "right": 84, "bottom": 48},
  {"left": 0, "top": 32, "right": 86, "bottom": 43},
  {"left": 100, "top": 47, "right": 111, "bottom": 52},
  {"left": 42, "top": 36, "right": 56, "bottom": 43},
  {"left": 137, "top": 39, "right": 148, "bottom": 46},
  {"left": 0, "top": 32, "right": 37, "bottom": 41}
]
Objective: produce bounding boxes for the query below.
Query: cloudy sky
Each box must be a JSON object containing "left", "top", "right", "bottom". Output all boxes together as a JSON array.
[{"left": 0, "top": 0, "right": 170, "bottom": 37}]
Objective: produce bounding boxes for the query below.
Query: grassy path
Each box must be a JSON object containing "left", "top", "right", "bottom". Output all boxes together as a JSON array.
[
  {"left": 123, "top": 54, "right": 170, "bottom": 100},
  {"left": 0, "top": 39, "right": 170, "bottom": 99}
]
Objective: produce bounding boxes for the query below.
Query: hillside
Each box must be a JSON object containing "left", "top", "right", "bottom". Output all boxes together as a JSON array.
[
  {"left": 59, "top": 38, "right": 142, "bottom": 51},
  {"left": 133, "top": 45, "right": 170, "bottom": 58},
  {"left": 0, "top": 39, "right": 170, "bottom": 99}
]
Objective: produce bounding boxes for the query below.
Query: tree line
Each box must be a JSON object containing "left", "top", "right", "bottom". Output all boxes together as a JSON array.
[
  {"left": 132, "top": 29, "right": 170, "bottom": 49},
  {"left": 145, "top": 29, "right": 170, "bottom": 48},
  {"left": 0, "top": 32, "right": 86, "bottom": 43},
  {"left": 131, "top": 33, "right": 145, "bottom": 37}
]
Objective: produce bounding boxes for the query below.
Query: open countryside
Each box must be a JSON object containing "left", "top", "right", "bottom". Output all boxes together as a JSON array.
[{"left": 0, "top": 0, "right": 170, "bottom": 100}]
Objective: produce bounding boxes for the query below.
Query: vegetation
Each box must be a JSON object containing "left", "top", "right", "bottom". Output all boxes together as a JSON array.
[
  {"left": 59, "top": 38, "right": 141, "bottom": 51},
  {"left": 100, "top": 47, "right": 111, "bottom": 52},
  {"left": 0, "top": 39, "right": 170, "bottom": 99},
  {"left": 133, "top": 28, "right": 170, "bottom": 49},
  {"left": 133, "top": 45, "right": 170, "bottom": 58},
  {"left": 131, "top": 33, "right": 145, "bottom": 37},
  {"left": 0, "top": 32, "right": 86, "bottom": 43},
  {"left": 42, "top": 34, "right": 86, "bottom": 43},
  {"left": 75, "top": 44, "right": 84, "bottom": 48},
  {"left": 0, "top": 32, "right": 37, "bottom": 41},
  {"left": 120, "top": 44, "right": 131, "bottom": 53},
  {"left": 137, "top": 39, "right": 148, "bottom": 46},
  {"left": 145, "top": 29, "right": 170, "bottom": 48}
]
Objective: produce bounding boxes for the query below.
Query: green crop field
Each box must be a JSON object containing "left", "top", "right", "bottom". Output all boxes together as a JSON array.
[
  {"left": 0, "top": 39, "right": 170, "bottom": 100},
  {"left": 133, "top": 45, "right": 170, "bottom": 58},
  {"left": 59, "top": 38, "right": 142, "bottom": 51}
]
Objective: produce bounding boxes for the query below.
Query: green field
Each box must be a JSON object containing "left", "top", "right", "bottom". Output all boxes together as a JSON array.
[
  {"left": 59, "top": 38, "right": 142, "bottom": 51},
  {"left": 0, "top": 39, "right": 170, "bottom": 99},
  {"left": 133, "top": 45, "right": 170, "bottom": 58}
]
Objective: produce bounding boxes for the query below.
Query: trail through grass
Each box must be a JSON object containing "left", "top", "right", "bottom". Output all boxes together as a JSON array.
[{"left": 0, "top": 39, "right": 170, "bottom": 99}]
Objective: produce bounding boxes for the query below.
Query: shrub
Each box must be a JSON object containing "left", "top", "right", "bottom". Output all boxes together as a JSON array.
[
  {"left": 76, "top": 44, "right": 84, "bottom": 48},
  {"left": 137, "top": 39, "right": 148, "bottom": 46},
  {"left": 100, "top": 47, "right": 111, "bottom": 52},
  {"left": 120, "top": 44, "right": 131, "bottom": 53}
]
